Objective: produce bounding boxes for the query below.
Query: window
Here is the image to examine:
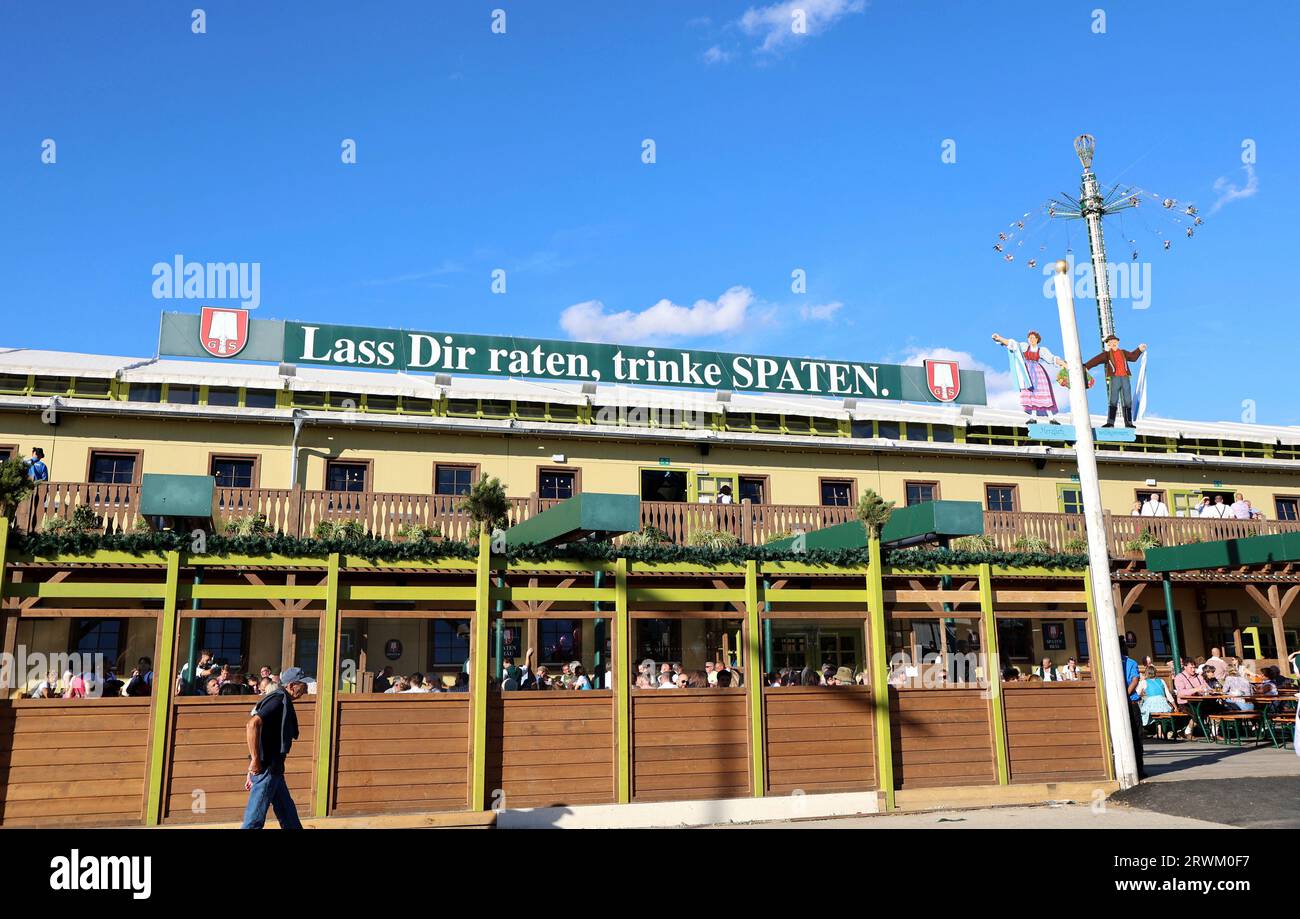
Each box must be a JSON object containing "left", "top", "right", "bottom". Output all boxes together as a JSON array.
[
  {"left": 547, "top": 403, "right": 580, "bottom": 422},
  {"left": 905, "top": 424, "right": 928, "bottom": 442},
  {"left": 428, "top": 620, "right": 471, "bottom": 669},
  {"left": 447, "top": 399, "right": 478, "bottom": 416},
  {"left": 539, "top": 619, "right": 582, "bottom": 665},
  {"left": 641, "top": 469, "right": 688, "bottom": 503},
  {"left": 73, "top": 378, "right": 112, "bottom": 397},
  {"left": 72, "top": 619, "right": 125, "bottom": 667},
  {"left": 206, "top": 387, "right": 239, "bottom": 407},
  {"left": 996, "top": 619, "right": 1032, "bottom": 661},
  {"left": 325, "top": 461, "right": 368, "bottom": 492},
  {"left": 1058, "top": 485, "right": 1084, "bottom": 515},
  {"left": 1276, "top": 497, "right": 1299, "bottom": 521},
  {"left": 32, "top": 376, "right": 71, "bottom": 395},
  {"left": 753, "top": 413, "right": 782, "bottom": 433},
  {"left": 435, "top": 464, "right": 476, "bottom": 496},
  {"left": 292, "top": 391, "right": 325, "bottom": 408},
  {"left": 89, "top": 451, "right": 137, "bottom": 485},
  {"left": 820, "top": 479, "right": 854, "bottom": 507},
  {"left": 0, "top": 374, "right": 28, "bottom": 392},
  {"left": 0, "top": 444, "right": 15, "bottom": 463},
  {"left": 850, "top": 420, "right": 873, "bottom": 438},
  {"left": 166, "top": 385, "right": 199, "bottom": 405},
  {"left": 1073, "top": 620, "right": 1090, "bottom": 662},
  {"left": 904, "top": 481, "right": 939, "bottom": 506},
  {"left": 876, "top": 421, "right": 900, "bottom": 440},
  {"left": 200, "top": 619, "right": 247, "bottom": 667},
  {"left": 127, "top": 383, "right": 162, "bottom": 403},
  {"left": 1201, "top": 612, "right": 1237, "bottom": 656},
  {"left": 211, "top": 456, "right": 257, "bottom": 489},
  {"left": 1149, "top": 610, "right": 1184, "bottom": 659},
  {"left": 515, "top": 401, "right": 547, "bottom": 420},
  {"left": 931, "top": 425, "right": 955, "bottom": 443},
  {"left": 244, "top": 389, "right": 278, "bottom": 409},
  {"left": 635, "top": 620, "right": 682, "bottom": 664},
  {"left": 738, "top": 475, "right": 767, "bottom": 504},
  {"left": 985, "top": 484, "right": 1018, "bottom": 512},
  {"left": 366, "top": 395, "right": 399, "bottom": 412},
  {"left": 402, "top": 398, "right": 434, "bottom": 414},
  {"left": 538, "top": 468, "right": 577, "bottom": 501}
]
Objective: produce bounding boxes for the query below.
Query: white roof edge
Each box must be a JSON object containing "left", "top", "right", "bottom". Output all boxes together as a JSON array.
[{"left": 0, "top": 346, "right": 1297, "bottom": 441}]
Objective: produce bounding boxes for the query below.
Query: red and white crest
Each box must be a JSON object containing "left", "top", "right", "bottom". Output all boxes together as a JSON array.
[
  {"left": 199, "top": 307, "right": 249, "bottom": 358},
  {"left": 924, "top": 359, "right": 961, "bottom": 402}
]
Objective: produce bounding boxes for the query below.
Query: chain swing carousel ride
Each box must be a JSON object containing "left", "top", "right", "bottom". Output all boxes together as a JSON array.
[{"left": 988, "top": 135, "right": 1204, "bottom": 443}]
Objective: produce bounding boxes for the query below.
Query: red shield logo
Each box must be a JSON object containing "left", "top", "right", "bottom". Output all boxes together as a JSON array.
[
  {"left": 924, "top": 359, "right": 961, "bottom": 402},
  {"left": 199, "top": 307, "right": 249, "bottom": 358}
]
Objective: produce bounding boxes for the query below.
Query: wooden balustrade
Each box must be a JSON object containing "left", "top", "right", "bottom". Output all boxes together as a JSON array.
[{"left": 16, "top": 483, "right": 1300, "bottom": 558}]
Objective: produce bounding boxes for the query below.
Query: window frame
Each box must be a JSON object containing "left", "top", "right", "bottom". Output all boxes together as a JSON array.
[
  {"left": 323, "top": 458, "right": 373, "bottom": 493},
  {"left": 0, "top": 444, "right": 18, "bottom": 464},
  {"left": 1057, "top": 483, "right": 1084, "bottom": 515},
  {"left": 818, "top": 477, "right": 857, "bottom": 508},
  {"left": 433, "top": 462, "right": 480, "bottom": 497},
  {"left": 984, "top": 483, "right": 1020, "bottom": 513},
  {"left": 208, "top": 452, "right": 261, "bottom": 490},
  {"left": 536, "top": 466, "right": 581, "bottom": 502},
  {"left": 68, "top": 617, "right": 128, "bottom": 671},
  {"left": 1135, "top": 488, "right": 1167, "bottom": 508},
  {"left": 903, "top": 480, "right": 941, "bottom": 507},
  {"left": 85, "top": 449, "right": 143, "bottom": 485},
  {"left": 1274, "top": 495, "right": 1300, "bottom": 522}
]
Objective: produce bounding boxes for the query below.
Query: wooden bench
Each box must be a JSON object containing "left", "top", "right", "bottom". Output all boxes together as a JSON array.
[
  {"left": 1148, "top": 710, "right": 1189, "bottom": 739},
  {"left": 1208, "top": 712, "right": 1258, "bottom": 745}
]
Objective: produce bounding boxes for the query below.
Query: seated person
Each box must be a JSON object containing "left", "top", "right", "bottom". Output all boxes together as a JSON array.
[
  {"left": 1221, "top": 667, "right": 1255, "bottom": 711},
  {"left": 1172, "top": 657, "right": 1220, "bottom": 737},
  {"left": 1138, "top": 665, "right": 1175, "bottom": 733}
]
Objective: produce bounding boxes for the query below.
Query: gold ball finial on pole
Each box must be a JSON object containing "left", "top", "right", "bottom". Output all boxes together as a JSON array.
[{"left": 1054, "top": 259, "right": 1070, "bottom": 274}]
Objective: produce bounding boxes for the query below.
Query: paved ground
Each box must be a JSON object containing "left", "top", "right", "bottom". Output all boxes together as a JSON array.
[{"left": 726, "top": 739, "right": 1300, "bottom": 829}]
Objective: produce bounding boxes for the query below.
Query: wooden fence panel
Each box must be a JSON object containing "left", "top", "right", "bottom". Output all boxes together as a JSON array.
[
  {"left": 485, "top": 691, "right": 615, "bottom": 809},
  {"left": 164, "top": 696, "right": 317, "bottom": 825},
  {"left": 0, "top": 698, "right": 152, "bottom": 827},
  {"left": 331, "top": 694, "right": 469, "bottom": 815},
  {"left": 889, "top": 688, "right": 996, "bottom": 789},
  {"left": 1003, "top": 683, "right": 1107, "bottom": 784},
  {"left": 764, "top": 686, "right": 875, "bottom": 795},
  {"left": 631, "top": 689, "right": 750, "bottom": 802}
]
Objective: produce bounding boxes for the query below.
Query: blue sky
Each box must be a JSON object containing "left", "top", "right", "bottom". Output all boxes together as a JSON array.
[{"left": 2, "top": 1, "right": 1296, "bottom": 423}]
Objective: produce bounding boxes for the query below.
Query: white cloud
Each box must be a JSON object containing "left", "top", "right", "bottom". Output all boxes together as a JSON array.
[
  {"left": 799, "top": 301, "right": 843, "bottom": 321},
  {"left": 560, "top": 286, "right": 756, "bottom": 344},
  {"left": 702, "top": 45, "right": 734, "bottom": 65},
  {"left": 1210, "top": 163, "right": 1258, "bottom": 214},
  {"left": 899, "top": 346, "right": 1071, "bottom": 413},
  {"left": 738, "top": 0, "right": 866, "bottom": 53}
]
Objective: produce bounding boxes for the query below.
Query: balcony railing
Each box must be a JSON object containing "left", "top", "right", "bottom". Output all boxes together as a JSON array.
[{"left": 13, "top": 482, "right": 1300, "bottom": 560}]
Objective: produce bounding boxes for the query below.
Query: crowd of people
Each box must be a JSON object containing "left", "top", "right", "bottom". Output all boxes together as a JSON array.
[
  {"left": 1129, "top": 492, "right": 1268, "bottom": 519},
  {"left": 26, "top": 657, "right": 153, "bottom": 698},
  {"left": 175, "top": 649, "right": 302, "bottom": 696},
  {"left": 1131, "top": 646, "right": 1297, "bottom": 741}
]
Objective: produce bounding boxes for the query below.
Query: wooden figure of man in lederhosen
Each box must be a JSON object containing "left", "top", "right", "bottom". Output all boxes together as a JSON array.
[{"left": 1084, "top": 334, "right": 1147, "bottom": 428}]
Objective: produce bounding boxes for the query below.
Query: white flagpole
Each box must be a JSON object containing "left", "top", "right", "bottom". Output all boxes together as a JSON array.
[{"left": 1051, "top": 259, "right": 1140, "bottom": 789}]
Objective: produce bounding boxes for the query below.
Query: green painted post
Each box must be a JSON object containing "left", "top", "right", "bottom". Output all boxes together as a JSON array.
[
  {"left": 614, "top": 557, "right": 631, "bottom": 803},
  {"left": 979, "top": 563, "right": 1010, "bottom": 786},
  {"left": 763, "top": 578, "right": 774, "bottom": 674},
  {"left": 744, "top": 560, "right": 765, "bottom": 797},
  {"left": 311, "top": 552, "right": 341, "bottom": 818},
  {"left": 1161, "top": 574, "right": 1181, "bottom": 668},
  {"left": 144, "top": 550, "right": 181, "bottom": 825},
  {"left": 470, "top": 532, "right": 492, "bottom": 810},
  {"left": 183, "top": 570, "right": 201, "bottom": 693},
  {"left": 866, "top": 537, "right": 895, "bottom": 810}
]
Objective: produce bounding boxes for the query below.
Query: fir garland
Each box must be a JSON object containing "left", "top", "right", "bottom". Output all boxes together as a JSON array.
[{"left": 8, "top": 530, "right": 1087, "bottom": 570}]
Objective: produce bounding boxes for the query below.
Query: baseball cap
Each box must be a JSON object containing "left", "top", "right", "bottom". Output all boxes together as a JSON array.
[{"left": 280, "top": 667, "right": 311, "bottom": 685}]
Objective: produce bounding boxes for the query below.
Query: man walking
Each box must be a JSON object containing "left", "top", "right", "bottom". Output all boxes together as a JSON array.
[
  {"left": 1084, "top": 335, "right": 1146, "bottom": 428},
  {"left": 1121, "top": 639, "right": 1149, "bottom": 780},
  {"left": 241, "top": 667, "right": 310, "bottom": 829}
]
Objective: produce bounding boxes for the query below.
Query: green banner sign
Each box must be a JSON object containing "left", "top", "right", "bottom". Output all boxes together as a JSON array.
[{"left": 159, "top": 311, "right": 986, "bottom": 405}]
